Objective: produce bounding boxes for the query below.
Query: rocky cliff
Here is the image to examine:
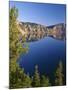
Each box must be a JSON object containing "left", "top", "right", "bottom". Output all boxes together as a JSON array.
[{"left": 18, "top": 22, "right": 66, "bottom": 41}]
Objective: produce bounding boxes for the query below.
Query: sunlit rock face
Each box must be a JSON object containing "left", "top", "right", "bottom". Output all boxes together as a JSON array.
[
  {"left": 19, "top": 22, "right": 47, "bottom": 41},
  {"left": 47, "top": 23, "right": 66, "bottom": 40},
  {"left": 18, "top": 22, "right": 66, "bottom": 42}
]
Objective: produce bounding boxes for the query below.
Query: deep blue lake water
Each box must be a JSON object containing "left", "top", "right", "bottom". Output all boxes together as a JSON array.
[{"left": 19, "top": 37, "right": 66, "bottom": 82}]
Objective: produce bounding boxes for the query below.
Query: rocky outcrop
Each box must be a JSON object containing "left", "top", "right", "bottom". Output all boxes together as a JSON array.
[
  {"left": 18, "top": 21, "right": 66, "bottom": 41},
  {"left": 47, "top": 23, "right": 66, "bottom": 40},
  {"left": 19, "top": 22, "right": 47, "bottom": 41}
]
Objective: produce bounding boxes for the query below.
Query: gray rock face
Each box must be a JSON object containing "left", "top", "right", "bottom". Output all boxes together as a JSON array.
[
  {"left": 47, "top": 23, "right": 66, "bottom": 40},
  {"left": 19, "top": 22, "right": 66, "bottom": 41}
]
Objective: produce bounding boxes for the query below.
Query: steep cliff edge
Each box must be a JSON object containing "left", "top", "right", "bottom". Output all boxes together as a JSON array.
[{"left": 17, "top": 21, "right": 66, "bottom": 41}]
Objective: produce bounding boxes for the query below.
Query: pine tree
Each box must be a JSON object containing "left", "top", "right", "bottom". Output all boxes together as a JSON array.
[
  {"left": 9, "top": 64, "right": 25, "bottom": 88},
  {"left": 40, "top": 75, "right": 51, "bottom": 87},
  {"left": 9, "top": 6, "right": 27, "bottom": 60},
  {"left": 32, "top": 65, "right": 40, "bottom": 87},
  {"left": 55, "top": 61, "right": 64, "bottom": 86},
  {"left": 9, "top": 6, "right": 28, "bottom": 88},
  {"left": 13, "top": 67, "right": 32, "bottom": 88},
  {"left": 22, "top": 73, "right": 32, "bottom": 88}
]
